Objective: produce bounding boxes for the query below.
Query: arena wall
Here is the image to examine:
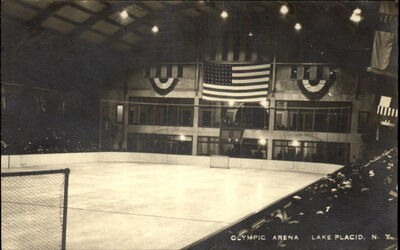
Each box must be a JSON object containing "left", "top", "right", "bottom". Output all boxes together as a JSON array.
[{"left": 1, "top": 153, "right": 341, "bottom": 174}]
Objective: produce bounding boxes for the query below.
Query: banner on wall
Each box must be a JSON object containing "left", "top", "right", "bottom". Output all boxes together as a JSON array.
[
  {"left": 291, "top": 65, "right": 336, "bottom": 101},
  {"left": 367, "top": 1, "right": 398, "bottom": 78},
  {"left": 144, "top": 64, "right": 184, "bottom": 96}
]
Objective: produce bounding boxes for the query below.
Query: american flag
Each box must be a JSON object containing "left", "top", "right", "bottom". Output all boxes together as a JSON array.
[{"left": 202, "top": 62, "right": 271, "bottom": 102}]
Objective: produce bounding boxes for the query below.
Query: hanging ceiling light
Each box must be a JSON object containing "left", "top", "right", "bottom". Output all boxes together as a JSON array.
[
  {"left": 220, "top": 10, "right": 228, "bottom": 19},
  {"left": 350, "top": 13, "right": 362, "bottom": 23},
  {"left": 294, "top": 23, "right": 302, "bottom": 31},
  {"left": 152, "top": 25, "right": 159, "bottom": 33},
  {"left": 353, "top": 8, "right": 362, "bottom": 15},
  {"left": 280, "top": 5, "right": 289, "bottom": 15},
  {"left": 350, "top": 8, "right": 363, "bottom": 23},
  {"left": 120, "top": 10, "right": 128, "bottom": 19}
]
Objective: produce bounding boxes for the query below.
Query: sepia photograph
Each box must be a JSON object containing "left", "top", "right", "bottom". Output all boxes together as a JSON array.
[{"left": 1, "top": 1, "right": 398, "bottom": 249}]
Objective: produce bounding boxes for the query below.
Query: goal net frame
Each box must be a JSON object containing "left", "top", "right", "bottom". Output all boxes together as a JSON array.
[
  {"left": 1, "top": 168, "right": 70, "bottom": 250},
  {"left": 210, "top": 155, "right": 230, "bottom": 169}
]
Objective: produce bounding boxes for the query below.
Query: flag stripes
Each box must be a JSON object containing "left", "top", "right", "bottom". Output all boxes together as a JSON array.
[
  {"left": 377, "top": 105, "right": 398, "bottom": 117},
  {"left": 202, "top": 62, "right": 271, "bottom": 102}
]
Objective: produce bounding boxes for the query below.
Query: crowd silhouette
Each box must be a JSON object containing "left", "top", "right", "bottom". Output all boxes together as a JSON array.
[
  {"left": 1, "top": 127, "right": 99, "bottom": 155},
  {"left": 234, "top": 148, "right": 398, "bottom": 249}
]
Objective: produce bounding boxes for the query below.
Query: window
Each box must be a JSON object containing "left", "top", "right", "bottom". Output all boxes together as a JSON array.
[
  {"left": 128, "top": 104, "right": 139, "bottom": 124},
  {"left": 274, "top": 101, "right": 351, "bottom": 133},
  {"left": 166, "top": 135, "right": 192, "bottom": 155},
  {"left": 358, "top": 112, "right": 369, "bottom": 133},
  {"left": 139, "top": 104, "right": 155, "bottom": 125},
  {"left": 273, "top": 140, "right": 349, "bottom": 165},
  {"left": 116, "top": 105, "right": 124, "bottom": 123},
  {"left": 272, "top": 140, "right": 302, "bottom": 161},
  {"left": 240, "top": 105, "right": 269, "bottom": 129},
  {"left": 128, "top": 98, "right": 193, "bottom": 127},
  {"left": 167, "top": 105, "right": 179, "bottom": 126},
  {"left": 154, "top": 104, "right": 168, "bottom": 125},
  {"left": 241, "top": 138, "right": 267, "bottom": 159},
  {"left": 128, "top": 133, "right": 192, "bottom": 155},
  {"left": 198, "top": 101, "right": 270, "bottom": 129},
  {"left": 199, "top": 101, "right": 221, "bottom": 128},
  {"left": 198, "top": 137, "right": 220, "bottom": 156}
]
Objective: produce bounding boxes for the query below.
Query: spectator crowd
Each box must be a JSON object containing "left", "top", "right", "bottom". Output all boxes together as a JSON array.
[
  {"left": 196, "top": 148, "right": 397, "bottom": 250},
  {"left": 1, "top": 127, "right": 99, "bottom": 155},
  {"left": 243, "top": 148, "right": 397, "bottom": 249}
]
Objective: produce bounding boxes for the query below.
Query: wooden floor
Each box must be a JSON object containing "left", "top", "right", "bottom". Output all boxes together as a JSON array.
[{"left": 2, "top": 162, "right": 324, "bottom": 249}]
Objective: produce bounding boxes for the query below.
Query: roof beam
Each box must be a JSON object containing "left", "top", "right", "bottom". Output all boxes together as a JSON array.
[
  {"left": 23, "top": 1, "right": 69, "bottom": 29},
  {"left": 67, "top": 1, "right": 129, "bottom": 38}
]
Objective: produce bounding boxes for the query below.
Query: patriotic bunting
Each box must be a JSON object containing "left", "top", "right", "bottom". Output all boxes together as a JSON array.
[
  {"left": 144, "top": 65, "right": 183, "bottom": 96},
  {"left": 149, "top": 77, "right": 179, "bottom": 96},
  {"left": 291, "top": 65, "right": 336, "bottom": 101}
]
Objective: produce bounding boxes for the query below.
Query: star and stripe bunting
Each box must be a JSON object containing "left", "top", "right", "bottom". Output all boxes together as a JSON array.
[
  {"left": 291, "top": 65, "right": 336, "bottom": 101},
  {"left": 201, "top": 62, "right": 271, "bottom": 102},
  {"left": 144, "top": 64, "right": 183, "bottom": 96}
]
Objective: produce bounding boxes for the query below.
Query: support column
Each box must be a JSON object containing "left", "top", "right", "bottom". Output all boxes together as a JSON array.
[
  {"left": 192, "top": 97, "right": 200, "bottom": 155},
  {"left": 267, "top": 100, "right": 276, "bottom": 160}
]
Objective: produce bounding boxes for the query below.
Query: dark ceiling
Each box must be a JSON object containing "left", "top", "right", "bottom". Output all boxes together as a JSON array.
[
  {"left": 2, "top": 1, "right": 384, "bottom": 59},
  {"left": 1, "top": 1, "right": 396, "bottom": 93}
]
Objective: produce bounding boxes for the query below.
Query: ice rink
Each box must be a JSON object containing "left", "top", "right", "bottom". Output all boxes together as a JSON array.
[{"left": 2, "top": 162, "right": 325, "bottom": 249}]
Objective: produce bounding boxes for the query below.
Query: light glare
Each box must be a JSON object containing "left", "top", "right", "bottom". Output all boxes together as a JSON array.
[
  {"left": 280, "top": 5, "right": 289, "bottom": 15},
  {"left": 152, "top": 25, "right": 159, "bottom": 33},
  {"left": 258, "top": 139, "right": 267, "bottom": 146},
  {"left": 291, "top": 140, "right": 300, "bottom": 147},
  {"left": 221, "top": 11, "right": 228, "bottom": 19},
  {"left": 294, "top": 23, "right": 302, "bottom": 31},
  {"left": 353, "top": 8, "right": 362, "bottom": 15},
  {"left": 350, "top": 13, "right": 362, "bottom": 23},
  {"left": 120, "top": 10, "right": 128, "bottom": 19}
]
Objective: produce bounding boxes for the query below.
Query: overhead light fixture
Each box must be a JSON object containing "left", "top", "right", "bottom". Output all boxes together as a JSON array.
[
  {"left": 220, "top": 10, "right": 228, "bottom": 19},
  {"left": 294, "top": 23, "right": 302, "bottom": 31},
  {"left": 179, "top": 135, "right": 186, "bottom": 141},
  {"left": 120, "top": 10, "right": 128, "bottom": 19},
  {"left": 248, "top": 32, "right": 253, "bottom": 37},
  {"left": 353, "top": 8, "right": 362, "bottom": 15},
  {"left": 258, "top": 139, "right": 267, "bottom": 146},
  {"left": 280, "top": 5, "right": 289, "bottom": 15},
  {"left": 152, "top": 25, "right": 159, "bottom": 33},
  {"left": 291, "top": 140, "right": 300, "bottom": 147},
  {"left": 350, "top": 13, "right": 362, "bottom": 23},
  {"left": 228, "top": 100, "right": 235, "bottom": 107}
]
